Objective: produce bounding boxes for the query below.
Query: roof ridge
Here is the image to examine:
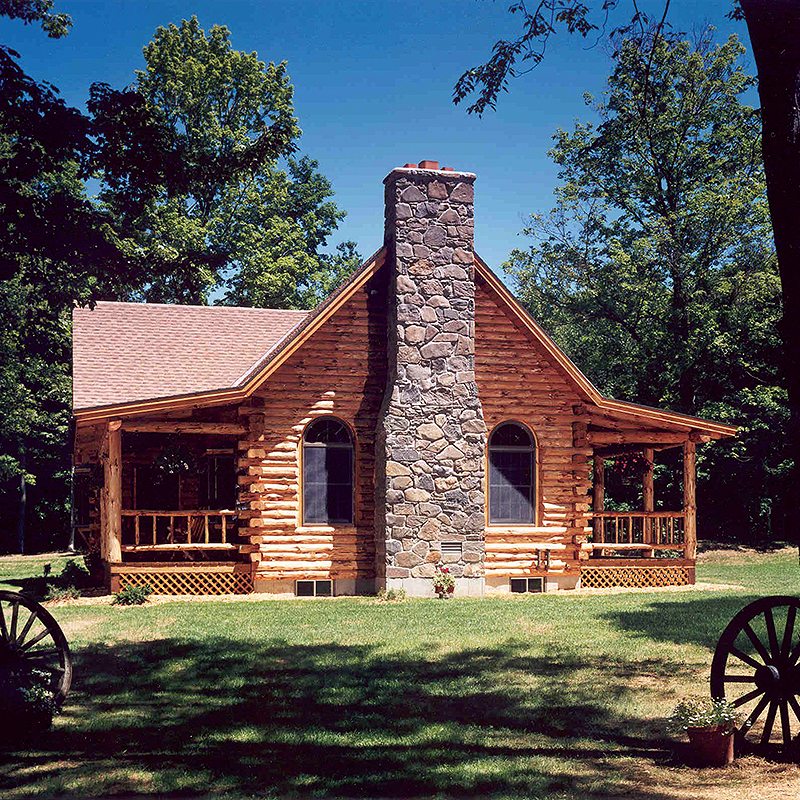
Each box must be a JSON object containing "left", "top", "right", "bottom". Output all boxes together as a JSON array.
[{"left": 87, "top": 300, "right": 309, "bottom": 313}]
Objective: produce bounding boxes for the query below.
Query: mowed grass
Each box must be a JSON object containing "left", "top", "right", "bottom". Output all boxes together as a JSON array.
[{"left": 0, "top": 549, "right": 799, "bottom": 799}]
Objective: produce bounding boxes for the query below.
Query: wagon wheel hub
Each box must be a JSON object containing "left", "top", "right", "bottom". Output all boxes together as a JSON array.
[{"left": 754, "top": 664, "right": 782, "bottom": 693}]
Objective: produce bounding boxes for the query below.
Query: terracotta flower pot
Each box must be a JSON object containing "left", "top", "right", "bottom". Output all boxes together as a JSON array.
[{"left": 686, "top": 725, "right": 735, "bottom": 767}]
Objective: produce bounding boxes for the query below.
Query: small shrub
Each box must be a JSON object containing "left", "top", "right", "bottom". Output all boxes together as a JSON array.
[
  {"left": 376, "top": 588, "right": 407, "bottom": 602},
  {"left": 668, "top": 697, "right": 739, "bottom": 732},
  {"left": 44, "top": 584, "right": 81, "bottom": 602},
  {"left": 112, "top": 585, "right": 153, "bottom": 606},
  {"left": 58, "top": 558, "right": 91, "bottom": 590}
]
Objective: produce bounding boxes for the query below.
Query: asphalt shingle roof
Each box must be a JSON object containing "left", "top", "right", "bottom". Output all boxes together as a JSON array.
[{"left": 72, "top": 301, "right": 308, "bottom": 410}]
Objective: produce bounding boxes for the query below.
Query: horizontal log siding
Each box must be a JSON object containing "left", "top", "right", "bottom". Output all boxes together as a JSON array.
[
  {"left": 239, "top": 269, "right": 388, "bottom": 583},
  {"left": 474, "top": 273, "right": 589, "bottom": 576}
]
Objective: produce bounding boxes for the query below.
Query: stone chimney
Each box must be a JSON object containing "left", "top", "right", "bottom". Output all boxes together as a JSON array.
[{"left": 375, "top": 161, "right": 487, "bottom": 596}]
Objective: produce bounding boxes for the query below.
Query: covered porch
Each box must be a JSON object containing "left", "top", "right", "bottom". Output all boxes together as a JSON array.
[
  {"left": 580, "top": 413, "right": 709, "bottom": 588},
  {"left": 96, "top": 417, "right": 256, "bottom": 594}
]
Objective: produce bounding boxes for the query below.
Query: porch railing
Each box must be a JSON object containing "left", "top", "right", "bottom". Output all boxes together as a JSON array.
[
  {"left": 121, "top": 510, "right": 237, "bottom": 551},
  {"left": 590, "top": 511, "right": 685, "bottom": 552}
]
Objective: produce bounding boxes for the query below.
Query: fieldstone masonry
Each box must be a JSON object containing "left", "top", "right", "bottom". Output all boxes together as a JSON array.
[{"left": 376, "top": 164, "right": 487, "bottom": 596}]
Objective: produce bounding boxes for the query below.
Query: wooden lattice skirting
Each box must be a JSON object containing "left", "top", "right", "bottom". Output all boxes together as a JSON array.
[
  {"left": 580, "top": 565, "right": 691, "bottom": 589},
  {"left": 117, "top": 570, "right": 253, "bottom": 595}
]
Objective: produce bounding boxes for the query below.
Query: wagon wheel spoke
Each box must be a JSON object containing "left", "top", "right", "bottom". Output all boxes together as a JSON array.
[
  {"left": 0, "top": 600, "right": 8, "bottom": 642},
  {"left": 741, "top": 695, "right": 770, "bottom": 733},
  {"left": 760, "top": 701, "right": 778, "bottom": 746},
  {"left": 15, "top": 608, "right": 38, "bottom": 647},
  {"left": 19, "top": 627, "right": 53, "bottom": 652},
  {"left": 789, "top": 637, "right": 800, "bottom": 666},
  {"left": 743, "top": 622, "right": 772, "bottom": 665},
  {"left": 9, "top": 600, "right": 19, "bottom": 642},
  {"left": 764, "top": 608, "right": 781, "bottom": 660},
  {"left": 779, "top": 700, "right": 792, "bottom": 746},
  {"left": 729, "top": 647, "right": 762, "bottom": 670},
  {"left": 723, "top": 674, "right": 756, "bottom": 684},
  {"left": 788, "top": 694, "right": 800, "bottom": 724},
  {"left": 732, "top": 687, "right": 764, "bottom": 707},
  {"left": 781, "top": 605, "right": 797, "bottom": 660}
]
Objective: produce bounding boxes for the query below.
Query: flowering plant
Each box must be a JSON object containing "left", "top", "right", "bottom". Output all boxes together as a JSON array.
[
  {"left": 668, "top": 697, "right": 738, "bottom": 733},
  {"left": 433, "top": 566, "right": 455, "bottom": 599}
]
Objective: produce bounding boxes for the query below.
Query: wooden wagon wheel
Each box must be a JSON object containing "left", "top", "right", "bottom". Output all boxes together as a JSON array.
[
  {"left": 711, "top": 596, "right": 800, "bottom": 752},
  {"left": 0, "top": 590, "right": 72, "bottom": 706}
]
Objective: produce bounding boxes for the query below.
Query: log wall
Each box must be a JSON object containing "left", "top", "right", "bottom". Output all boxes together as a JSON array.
[
  {"left": 474, "top": 273, "right": 591, "bottom": 578},
  {"left": 237, "top": 268, "right": 388, "bottom": 585}
]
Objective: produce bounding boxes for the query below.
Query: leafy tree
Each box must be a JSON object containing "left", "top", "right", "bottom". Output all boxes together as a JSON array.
[
  {"left": 456, "top": 0, "right": 800, "bottom": 544},
  {"left": 0, "top": 15, "right": 133, "bottom": 552},
  {"left": 505, "top": 33, "right": 786, "bottom": 539},
  {"left": 97, "top": 16, "right": 355, "bottom": 308},
  {"left": 0, "top": 0, "right": 71, "bottom": 38}
]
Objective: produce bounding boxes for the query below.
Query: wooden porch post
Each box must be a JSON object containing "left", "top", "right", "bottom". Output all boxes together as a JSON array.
[
  {"left": 592, "top": 456, "right": 605, "bottom": 542},
  {"left": 683, "top": 441, "right": 697, "bottom": 560},
  {"left": 102, "top": 419, "right": 123, "bottom": 564},
  {"left": 642, "top": 448, "right": 654, "bottom": 553}
]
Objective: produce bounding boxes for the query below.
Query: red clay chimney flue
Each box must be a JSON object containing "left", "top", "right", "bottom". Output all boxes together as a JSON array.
[
  {"left": 403, "top": 163, "right": 418, "bottom": 168},
  {"left": 418, "top": 160, "right": 439, "bottom": 170}
]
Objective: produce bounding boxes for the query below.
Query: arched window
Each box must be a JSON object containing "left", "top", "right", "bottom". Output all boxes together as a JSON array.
[
  {"left": 488, "top": 422, "right": 536, "bottom": 524},
  {"left": 302, "top": 417, "right": 354, "bottom": 525}
]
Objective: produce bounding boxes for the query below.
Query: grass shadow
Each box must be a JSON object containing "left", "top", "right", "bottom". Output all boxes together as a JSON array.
[{"left": 0, "top": 636, "right": 691, "bottom": 799}]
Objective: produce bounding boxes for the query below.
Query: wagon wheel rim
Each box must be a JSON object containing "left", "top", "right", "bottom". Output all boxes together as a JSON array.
[
  {"left": 0, "top": 590, "right": 72, "bottom": 706},
  {"left": 711, "top": 595, "right": 800, "bottom": 752}
]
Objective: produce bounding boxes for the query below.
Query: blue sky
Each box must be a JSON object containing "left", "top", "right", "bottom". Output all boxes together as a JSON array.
[{"left": 3, "top": 0, "right": 752, "bottom": 271}]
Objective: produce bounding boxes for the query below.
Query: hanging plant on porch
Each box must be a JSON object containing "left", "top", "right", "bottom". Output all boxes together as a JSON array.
[
  {"left": 153, "top": 441, "right": 197, "bottom": 475},
  {"left": 610, "top": 451, "right": 648, "bottom": 483}
]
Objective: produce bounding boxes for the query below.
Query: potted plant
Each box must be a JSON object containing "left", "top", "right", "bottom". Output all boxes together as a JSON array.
[
  {"left": 0, "top": 667, "right": 58, "bottom": 740},
  {"left": 668, "top": 697, "right": 738, "bottom": 767},
  {"left": 432, "top": 566, "right": 455, "bottom": 599}
]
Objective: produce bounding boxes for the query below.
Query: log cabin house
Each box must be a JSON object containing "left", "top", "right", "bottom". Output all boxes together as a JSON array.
[{"left": 72, "top": 161, "right": 736, "bottom": 596}]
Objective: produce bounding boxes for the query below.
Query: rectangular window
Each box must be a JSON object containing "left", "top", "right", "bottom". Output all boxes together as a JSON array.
[
  {"left": 295, "top": 579, "right": 333, "bottom": 597},
  {"left": 303, "top": 446, "right": 353, "bottom": 524},
  {"left": 204, "top": 453, "right": 236, "bottom": 509},
  {"left": 510, "top": 577, "right": 545, "bottom": 594}
]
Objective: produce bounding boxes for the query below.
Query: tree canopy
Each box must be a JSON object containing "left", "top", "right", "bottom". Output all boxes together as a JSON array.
[
  {"left": 95, "top": 16, "right": 355, "bottom": 307},
  {"left": 506, "top": 32, "right": 787, "bottom": 538}
]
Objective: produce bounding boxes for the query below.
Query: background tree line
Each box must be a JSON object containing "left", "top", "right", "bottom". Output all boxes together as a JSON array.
[
  {"left": 0, "top": 4, "right": 360, "bottom": 552},
  {"left": 0, "top": 2, "right": 790, "bottom": 551}
]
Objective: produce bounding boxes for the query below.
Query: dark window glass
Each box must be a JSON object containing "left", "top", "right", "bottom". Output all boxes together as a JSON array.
[
  {"left": 489, "top": 422, "right": 535, "bottom": 524},
  {"left": 303, "top": 418, "right": 354, "bottom": 525},
  {"left": 204, "top": 455, "right": 236, "bottom": 509},
  {"left": 296, "top": 580, "right": 315, "bottom": 597}
]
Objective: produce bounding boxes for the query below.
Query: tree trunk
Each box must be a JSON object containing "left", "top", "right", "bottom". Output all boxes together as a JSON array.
[
  {"left": 16, "top": 451, "right": 26, "bottom": 555},
  {"left": 741, "top": 0, "right": 800, "bottom": 545}
]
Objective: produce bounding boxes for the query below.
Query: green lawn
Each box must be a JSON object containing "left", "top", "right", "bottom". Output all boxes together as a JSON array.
[{"left": 1, "top": 549, "right": 799, "bottom": 799}]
